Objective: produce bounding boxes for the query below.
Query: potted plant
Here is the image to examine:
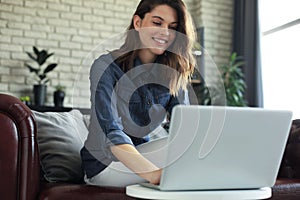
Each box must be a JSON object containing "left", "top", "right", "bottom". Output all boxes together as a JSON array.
[
  {"left": 53, "top": 85, "right": 66, "bottom": 107},
  {"left": 220, "top": 52, "right": 247, "bottom": 106},
  {"left": 25, "top": 46, "right": 58, "bottom": 106},
  {"left": 20, "top": 95, "right": 31, "bottom": 105},
  {"left": 198, "top": 52, "right": 247, "bottom": 106}
]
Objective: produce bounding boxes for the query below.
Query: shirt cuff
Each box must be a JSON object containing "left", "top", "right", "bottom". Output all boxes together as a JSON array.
[{"left": 106, "top": 130, "right": 133, "bottom": 146}]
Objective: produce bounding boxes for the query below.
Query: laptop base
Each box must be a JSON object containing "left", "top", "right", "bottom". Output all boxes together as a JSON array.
[{"left": 126, "top": 184, "right": 271, "bottom": 200}]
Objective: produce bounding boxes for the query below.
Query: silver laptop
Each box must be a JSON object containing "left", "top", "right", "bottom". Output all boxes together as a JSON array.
[{"left": 141, "top": 105, "right": 292, "bottom": 191}]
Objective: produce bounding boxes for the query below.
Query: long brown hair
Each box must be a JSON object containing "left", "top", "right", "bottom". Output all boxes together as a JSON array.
[{"left": 113, "top": 0, "right": 196, "bottom": 96}]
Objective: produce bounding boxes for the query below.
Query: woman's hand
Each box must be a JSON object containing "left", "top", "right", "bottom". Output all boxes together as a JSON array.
[
  {"left": 142, "top": 168, "right": 162, "bottom": 185},
  {"left": 110, "top": 144, "right": 162, "bottom": 184}
]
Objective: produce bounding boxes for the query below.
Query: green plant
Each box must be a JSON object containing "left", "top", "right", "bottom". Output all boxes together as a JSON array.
[
  {"left": 220, "top": 52, "right": 247, "bottom": 106},
  {"left": 20, "top": 95, "right": 31, "bottom": 105},
  {"left": 20, "top": 95, "right": 30, "bottom": 102},
  {"left": 55, "top": 84, "right": 66, "bottom": 91},
  {"left": 25, "top": 46, "right": 58, "bottom": 85},
  {"left": 198, "top": 52, "right": 247, "bottom": 106}
]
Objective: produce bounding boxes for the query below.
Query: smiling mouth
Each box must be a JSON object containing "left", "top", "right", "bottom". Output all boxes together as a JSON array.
[{"left": 153, "top": 37, "right": 168, "bottom": 45}]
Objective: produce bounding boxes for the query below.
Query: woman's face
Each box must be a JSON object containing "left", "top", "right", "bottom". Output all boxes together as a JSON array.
[{"left": 133, "top": 4, "right": 178, "bottom": 63}]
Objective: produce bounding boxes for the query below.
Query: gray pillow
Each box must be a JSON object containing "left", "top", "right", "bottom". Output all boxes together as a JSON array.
[{"left": 33, "top": 110, "right": 88, "bottom": 183}]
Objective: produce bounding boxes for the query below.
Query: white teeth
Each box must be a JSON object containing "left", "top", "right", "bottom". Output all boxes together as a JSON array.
[{"left": 153, "top": 38, "right": 167, "bottom": 44}]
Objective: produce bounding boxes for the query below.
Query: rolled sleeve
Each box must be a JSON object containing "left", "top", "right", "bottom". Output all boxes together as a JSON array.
[
  {"left": 106, "top": 130, "right": 133, "bottom": 146},
  {"left": 93, "top": 59, "right": 134, "bottom": 147}
]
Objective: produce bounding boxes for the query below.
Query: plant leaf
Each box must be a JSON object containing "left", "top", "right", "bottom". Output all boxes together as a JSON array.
[
  {"left": 46, "top": 52, "right": 54, "bottom": 60},
  {"left": 39, "top": 74, "right": 46, "bottom": 81},
  {"left": 37, "top": 50, "right": 48, "bottom": 65},
  {"left": 232, "top": 61, "right": 245, "bottom": 68},
  {"left": 39, "top": 52, "right": 54, "bottom": 66},
  {"left": 26, "top": 52, "right": 37, "bottom": 62},
  {"left": 229, "top": 52, "right": 237, "bottom": 66},
  {"left": 25, "top": 64, "right": 39, "bottom": 74},
  {"left": 231, "top": 52, "right": 237, "bottom": 60},
  {"left": 44, "top": 63, "right": 57, "bottom": 74},
  {"left": 33, "top": 46, "right": 39, "bottom": 55}
]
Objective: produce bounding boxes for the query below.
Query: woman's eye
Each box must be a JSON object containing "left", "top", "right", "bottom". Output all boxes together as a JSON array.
[
  {"left": 169, "top": 26, "right": 177, "bottom": 30},
  {"left": 153, "top": 21, "right": 161, "bottom": 26}
]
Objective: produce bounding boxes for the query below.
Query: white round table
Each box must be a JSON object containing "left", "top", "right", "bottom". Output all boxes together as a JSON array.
[{"left": 126, "top": 184, "right": 272, "bottom": 200}]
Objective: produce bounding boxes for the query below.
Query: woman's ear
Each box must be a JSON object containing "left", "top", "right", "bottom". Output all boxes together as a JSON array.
[{"left": 133, "top": 15, "right": 142, "bottom": 31}]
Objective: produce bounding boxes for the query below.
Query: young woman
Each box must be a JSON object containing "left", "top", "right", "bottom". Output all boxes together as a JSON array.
[{"left": 81, "top": 0, "right": 196, "bottom": 187}]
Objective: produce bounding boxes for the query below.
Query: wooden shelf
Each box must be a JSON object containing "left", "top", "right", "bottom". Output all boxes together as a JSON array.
[{"left": 28, "top": 105, "right": 72, "bottom": 112}]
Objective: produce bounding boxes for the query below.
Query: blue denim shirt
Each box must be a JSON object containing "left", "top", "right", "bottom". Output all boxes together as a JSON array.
[{"left": 81, "top": 53, "right": 189, "bottom": 178}]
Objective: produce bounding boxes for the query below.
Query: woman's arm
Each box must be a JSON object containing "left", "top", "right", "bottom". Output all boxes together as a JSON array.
[
  {"left": 110, "top": 144, "right": 162, "bottom": 184},
  {"left": 91, "top": 55, "right": 162, "bottom": 184}
]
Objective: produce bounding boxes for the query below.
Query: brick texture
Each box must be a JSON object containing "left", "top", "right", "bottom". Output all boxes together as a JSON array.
[{"left": 0, "top": 0, "right": 233, "bottom": 108}]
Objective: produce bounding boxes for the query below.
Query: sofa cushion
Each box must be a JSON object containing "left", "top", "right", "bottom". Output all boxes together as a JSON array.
[
  {"left": 33, "top": 110, "right": 88, "bottom": 183},
  {"left": 39, "top": 183, "right": 136, "bottom": 200}
]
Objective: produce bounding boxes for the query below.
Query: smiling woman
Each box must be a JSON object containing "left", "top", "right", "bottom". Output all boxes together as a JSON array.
[
  {"left": 114, "top": 0, "right": 196, "bottom": 96},
  {"left": 133, "top": 4, "right": 178, "bottom": 62},
  {"left": 80, "top": 0, "right": 196, "bottom": 188}
]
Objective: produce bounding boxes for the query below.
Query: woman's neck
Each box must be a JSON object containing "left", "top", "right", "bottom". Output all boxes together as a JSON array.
[{"left": 138, "top": 49, "right": 157, "bottom": 64}]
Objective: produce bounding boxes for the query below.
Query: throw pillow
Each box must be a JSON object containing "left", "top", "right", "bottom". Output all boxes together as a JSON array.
[{"left": 33, "top": 109, "right": 88, "bottom": 183}]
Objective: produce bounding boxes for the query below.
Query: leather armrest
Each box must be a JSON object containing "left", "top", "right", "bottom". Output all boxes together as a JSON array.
[
  {"left": 278, "top": 119, "right": 300, "bottom": 179},
  {"left": 0, "top": 94, "right": 40, "bottom": 200}
]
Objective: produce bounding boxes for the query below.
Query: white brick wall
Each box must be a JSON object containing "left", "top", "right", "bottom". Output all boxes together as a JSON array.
[
  {"left": 0, "top": 0, "right": 140, "bottom": 107},
  {"left": 201, "top": 0, "right": 234, "bottom": 66},
  {"left": 185, "top": 0, "right": 234, "bottom": 98},
  {"left": 0, "top": 0, "right": 233, "bottom": 108}
]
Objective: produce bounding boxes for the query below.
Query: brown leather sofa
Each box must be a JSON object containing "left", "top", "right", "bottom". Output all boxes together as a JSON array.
[{"left": 1, "top": 93, "right": 300, "bottom": 200}]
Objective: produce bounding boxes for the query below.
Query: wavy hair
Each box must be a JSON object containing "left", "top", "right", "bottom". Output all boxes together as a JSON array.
[{"left": 113, "top": 0, "right": 196, "bottom": 96}]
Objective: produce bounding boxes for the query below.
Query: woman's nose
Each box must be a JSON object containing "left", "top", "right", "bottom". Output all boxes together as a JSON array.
[{"left": 159, "top": 26, "right": 170, "bottom": 36}]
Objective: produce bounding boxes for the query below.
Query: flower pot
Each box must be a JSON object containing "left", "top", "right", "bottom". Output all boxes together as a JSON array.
[
  {"left": 33, "top": 84, "right": 47, "bottom": 106},
  {"left": 54, "top": 90, "right": 65, "bottom": 107}
]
